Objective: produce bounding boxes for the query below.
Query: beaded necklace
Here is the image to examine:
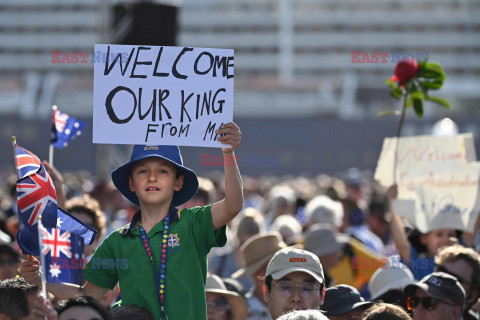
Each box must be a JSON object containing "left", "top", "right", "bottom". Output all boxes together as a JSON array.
[{"left": 138, "top": 214, "right": 170, "bottom": 319}]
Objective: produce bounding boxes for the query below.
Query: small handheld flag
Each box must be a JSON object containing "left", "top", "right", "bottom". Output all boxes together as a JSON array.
[
  {"left": 13, "top": 142, "right": 97, "bottom": 256},
  {"left": 14, "top": 144, "right": 58, "bottom": 255},
  {"left": 51, "top": 106, "right": 87, "bottom": 149},
  {"left": 41, "top": 226, "right": 85, "bottom": 285}
]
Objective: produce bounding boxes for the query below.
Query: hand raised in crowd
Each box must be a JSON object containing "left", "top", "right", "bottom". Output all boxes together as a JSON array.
[
  {"left": 386, "top": 184, "right": 398, "bottom": 201},
  {"left": 20, "top": 255, "right": 41, "bottom": 287},
  {"left": 43, "top": 160, "right": 66, "bottom": 209},
  {"left": 216, "top": 122, "right": 242, "bottom": 153},
  {"left": 30, "top": 294, "right": 58, "bottom": 320}
]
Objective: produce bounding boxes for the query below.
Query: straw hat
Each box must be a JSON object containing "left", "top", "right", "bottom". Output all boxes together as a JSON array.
[
  {"left": 206, "top": 274, "right": 248, "bottom": 320},
  {"left": 232, "top": 232, "right": 287, "bottom": 279}
]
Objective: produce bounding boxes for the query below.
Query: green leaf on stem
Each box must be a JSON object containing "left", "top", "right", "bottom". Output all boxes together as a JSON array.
[
  {"left": 420, "top": 80, "right": 443, "bottom": 90},
  {"left": 391, "top": 87, "right": 403, "bottom": 99},
  {"left": 413, "top": 98, "right": 423, "bottom": 117},
  {"left": 417, "top": 62, "right": 446, "bottom": 80},
  {"left": 378, "top": 110, "right": 396, "bottom": 117},
  {"left": 385, "top": 79, "right": 399, "bottom": 89},
  {"left": 425, "top": 96, "right": 451, "bottom": 109}
]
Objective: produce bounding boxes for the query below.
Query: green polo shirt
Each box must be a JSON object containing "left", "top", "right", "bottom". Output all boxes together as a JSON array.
[{"left": 83, "top": 205, "right": 226, "bottom": 320}]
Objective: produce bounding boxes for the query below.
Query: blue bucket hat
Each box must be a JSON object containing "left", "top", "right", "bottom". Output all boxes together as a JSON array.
[{"left": 111, "top": 145, "right": 199, "bottom": 207}]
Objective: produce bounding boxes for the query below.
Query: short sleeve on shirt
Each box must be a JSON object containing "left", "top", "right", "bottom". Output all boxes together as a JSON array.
[{"left": 184, "top": 205, "right": 227, "bottom": 256}]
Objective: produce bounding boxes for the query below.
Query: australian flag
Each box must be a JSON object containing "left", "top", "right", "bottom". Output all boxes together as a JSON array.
[
  {"left": 41, "top": 226, "right": 84, "bottom": 285},
  {"left": 15, "top": 145, "right": 58, "bottom": 255},
  {"left": 14, "top": 144, "right": 97, "bottom": 256},
  {"left": 51, "top": 109, "right": 86, "bottom": 149}
]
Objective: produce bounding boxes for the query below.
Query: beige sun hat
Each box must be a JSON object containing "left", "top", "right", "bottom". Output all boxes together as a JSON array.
[
  {"left": 206, "top": 274, "right": 248, "bottom": 320},
  {"left": 304, "top": 224, "right": 349, "bottom": 257},
  {"left": 232, "top": 231, "right": 287, "bottom": 279}
]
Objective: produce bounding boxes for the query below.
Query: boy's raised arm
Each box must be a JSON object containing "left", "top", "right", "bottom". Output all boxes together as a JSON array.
[{"left": 211, "top": 122, "right": 243, "bottom": 230}]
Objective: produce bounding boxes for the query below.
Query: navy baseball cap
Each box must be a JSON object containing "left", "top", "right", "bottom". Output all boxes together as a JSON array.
[
  {"left": 321, "top": 285, "right": 373, "bottom": 316},
  {"left": 111, "top": 145, "right": 199, "bottom": 207},
  {"left": 403, "top": 272, "right": 466, "bottom": 311}
]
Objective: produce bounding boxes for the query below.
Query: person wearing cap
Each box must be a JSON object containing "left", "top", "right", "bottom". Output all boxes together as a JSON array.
[
  {"left": 21, "top": 123, "right": 244, "bottom": 320},
  {"left": 403, "top": 272, "right": 466, "bottom": 320},
  {"left": 320, "top": 284, "right": 372, "bottom": 320},
  {"left": 304, "top": 224, "right": 385, "bottom": 292},
  {"left": 368, "top": 260, "right": 415, "bottom": 311},
  {"left": 303, "top": 224, "right": 349, "bottom": 287},
  {"left": 232, "top": 232, "right": 288, "bottom": 320},
  {"left": 206, "top": 274, "right": 248, "bottom": 320},
  {"left": 434, "top": 244, "right": 480, "bottom": 320},
  {"left": 263, "top": 248, "right": 326, "bottom": 320}
]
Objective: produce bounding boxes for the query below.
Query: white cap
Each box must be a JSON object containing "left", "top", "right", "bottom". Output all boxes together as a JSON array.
[
  {"left": 265, "top": 248, "right": 324, "bottom": 284},
  {"left": 368, "top": 260, "right": 415, "bottom": 300}
]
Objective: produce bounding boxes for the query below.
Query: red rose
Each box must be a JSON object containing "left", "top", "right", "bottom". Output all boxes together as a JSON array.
[{"left": 390, "top": 60, "right": 419, "bottom": 87}]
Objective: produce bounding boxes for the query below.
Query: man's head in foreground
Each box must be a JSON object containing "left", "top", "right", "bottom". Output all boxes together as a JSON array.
[
  {"left": 263, "top": 248, "right": 325, "bottom": 319},
  {"left": 403, "top": 272, "right": 465, "bottom": 320}
]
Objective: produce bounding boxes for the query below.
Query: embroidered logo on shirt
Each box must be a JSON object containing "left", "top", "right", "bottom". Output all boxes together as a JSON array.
[{"left": 168, "top": 234, "right": 180, "bottom": 247}]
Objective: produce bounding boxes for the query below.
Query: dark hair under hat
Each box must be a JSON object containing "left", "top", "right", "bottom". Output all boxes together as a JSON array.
[
  {"left": 111, "top": 145, "right": 199, "bottom": 207},
  {"left": 403, "top": 272, "right": 466, "bottom": 311}
]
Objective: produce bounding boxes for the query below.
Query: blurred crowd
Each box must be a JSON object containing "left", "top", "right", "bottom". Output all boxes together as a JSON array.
[{"left": 0, "top": 165, "right": 479, "bottom": 320}]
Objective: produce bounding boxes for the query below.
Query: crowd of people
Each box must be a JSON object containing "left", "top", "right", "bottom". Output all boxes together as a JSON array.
[{"left": 0, "top": 122, "right": 478, "bottom": 319}]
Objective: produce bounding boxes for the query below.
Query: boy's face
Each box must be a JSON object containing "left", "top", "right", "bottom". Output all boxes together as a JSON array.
[
  {"left": 129, "top": 157, "right": 183, "bottom": 207},
  {"left": 420, "top": 229, "right": 456, "bottom": 257}
]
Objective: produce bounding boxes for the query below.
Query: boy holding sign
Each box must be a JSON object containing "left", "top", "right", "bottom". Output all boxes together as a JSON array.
[{"left": 21, "top": 122, "right": 243, "bottom": 320}]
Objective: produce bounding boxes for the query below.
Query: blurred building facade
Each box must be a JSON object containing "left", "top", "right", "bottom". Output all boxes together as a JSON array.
[{"left": 0, "top": 0, "right": 479, "bottom": 177}]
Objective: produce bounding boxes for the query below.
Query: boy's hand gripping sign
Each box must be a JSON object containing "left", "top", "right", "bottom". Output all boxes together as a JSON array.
[{"left": 93, "top": 44, "right": 234, "bottom": 148}]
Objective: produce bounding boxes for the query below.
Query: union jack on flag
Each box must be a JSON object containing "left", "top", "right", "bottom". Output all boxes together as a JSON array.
[
  {"left": 15, "top": 144, "right": 41, "bottom": 179},
  {"left": 42, "top": 228, "right": 71, "bottom": 258},
  {"left": 17, "top": 164, "right": 57, "bottom": 226},
  {"left": 41, "top": 226, "right": 84, "bottom": 285},
  {"left": 53, "top": 110, "right": 68, "bottom": 133}
]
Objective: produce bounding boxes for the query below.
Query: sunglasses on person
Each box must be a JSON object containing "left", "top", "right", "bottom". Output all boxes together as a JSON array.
[
  {"left": 434, "top": 264, "right": 476, "bottom": 289},
  {"left": 272, "top": 281, "right": 321, "bottom": 299},
  {"left": 407, "top": 296, "right": 456, "bottom": 311},
  {"left": 207, "top": 296, "right": 230, "bottom": 314}
]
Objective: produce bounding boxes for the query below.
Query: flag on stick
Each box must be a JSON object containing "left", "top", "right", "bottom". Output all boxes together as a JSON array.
[
  {"left": 13, "top": 142, "right": 97, "bottom": 255},
  {"left": 51, "top": 106, "right": 86, "bottom": 149},
  {"left": 41, "top": 225, "right": 85, "bottom": 285}
]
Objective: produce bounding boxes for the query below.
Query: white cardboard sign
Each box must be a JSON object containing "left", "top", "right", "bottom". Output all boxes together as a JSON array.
[
  {"left": 93, "top": 44, "right": 234, "bottom": 147},
  {"left": 374, "top": 134, "right": 480, "bottom": 233}
]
